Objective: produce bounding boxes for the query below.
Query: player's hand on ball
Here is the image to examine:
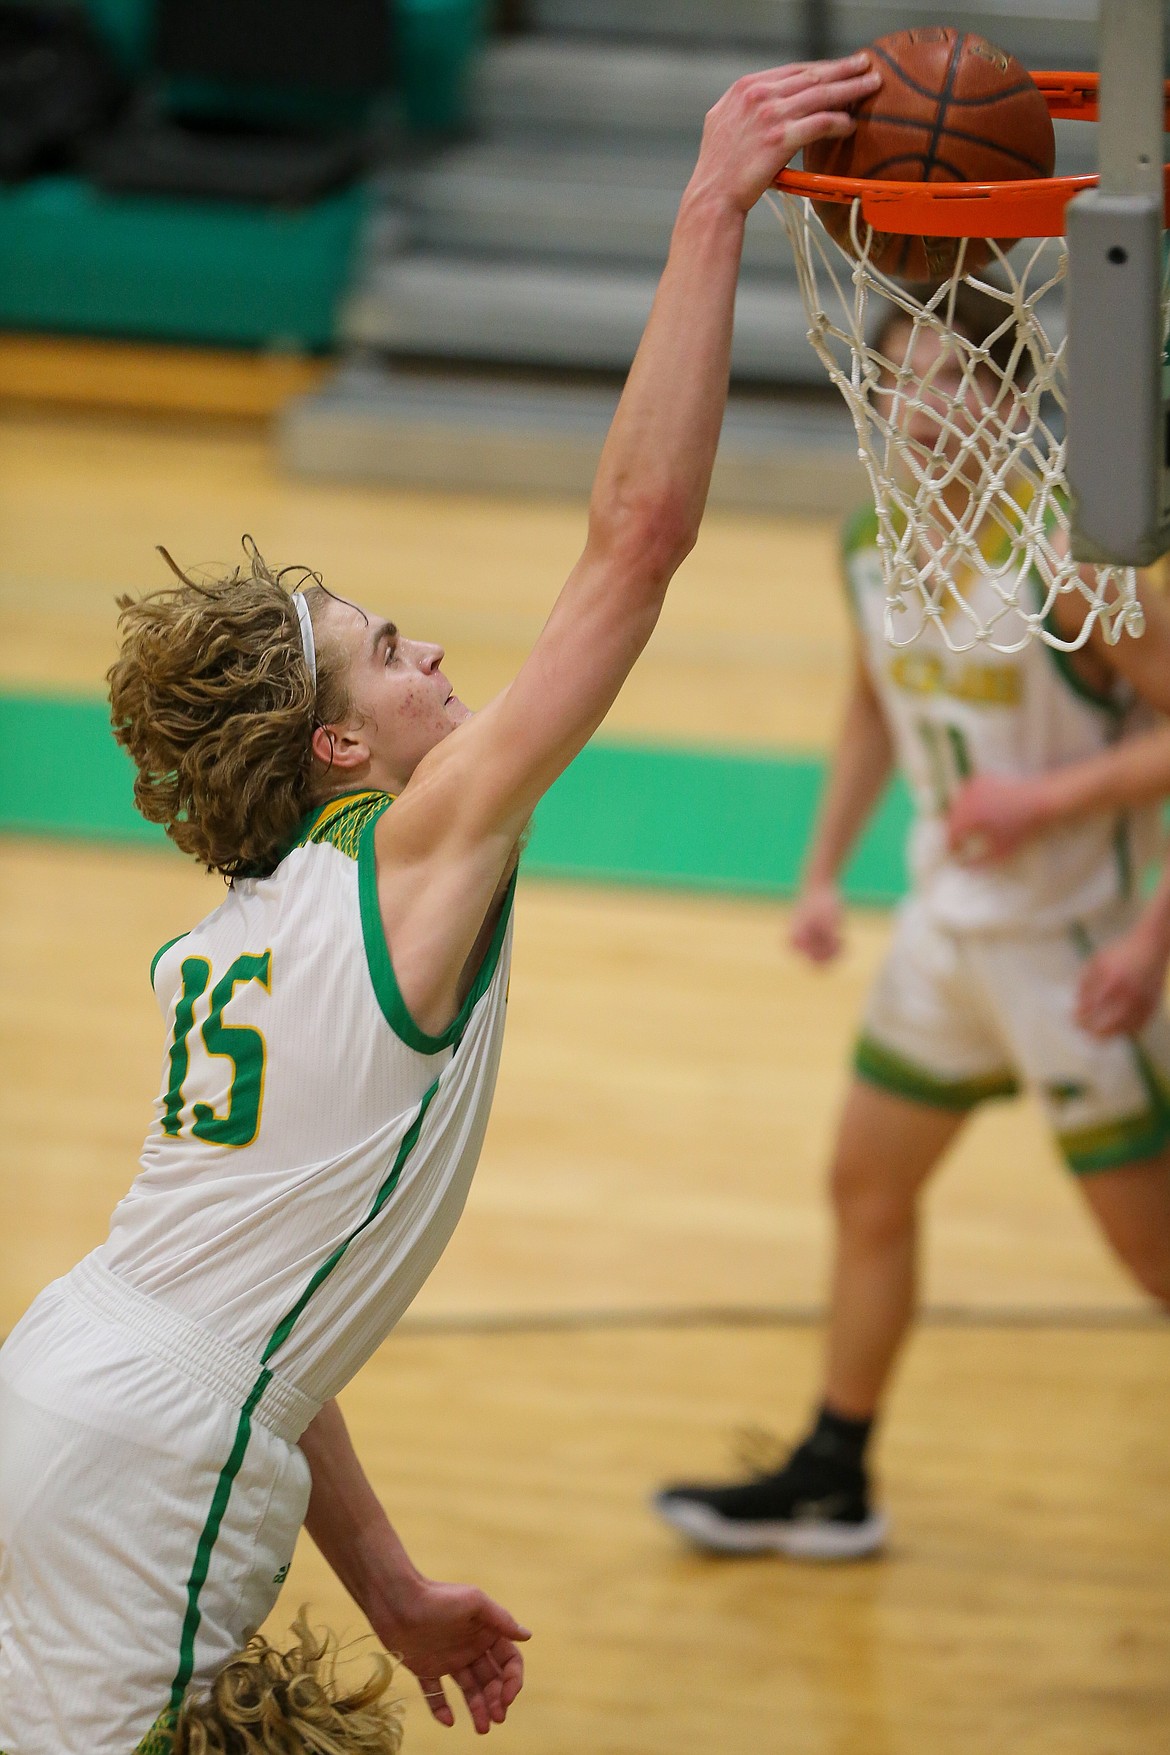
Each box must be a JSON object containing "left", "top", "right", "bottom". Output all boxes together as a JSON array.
[
  {"left": 1076, "top": 927, "right": 1169, "bottom": 1039},
  {"left": 789, "top": 883, "right": 845, "bottom": 963},
  {"left": 946, "top": 772, "right": 1052, "bottom": 864},
  {"left": 692, "top": 54, "right": 881, "bottom": 215},
  {"left": 368, "top": 1574, "right": 530, "bottom": 1735}
]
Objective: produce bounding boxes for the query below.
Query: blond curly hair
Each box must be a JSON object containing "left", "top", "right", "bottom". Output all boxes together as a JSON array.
[
  {"left": 174, "top": 1615, "right": 403, "bottom": 1755},
  {"left": 108, "top": 541, "right": 356, "bottom": 880}
]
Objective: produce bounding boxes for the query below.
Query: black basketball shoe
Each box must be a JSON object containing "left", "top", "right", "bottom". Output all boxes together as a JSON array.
[{"left": 652, "top": 1428, "right": 887, "bottom": 1560}]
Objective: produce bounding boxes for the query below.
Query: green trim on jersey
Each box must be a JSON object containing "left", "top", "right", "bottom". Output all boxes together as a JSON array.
[
  {"left": 358, "top": 818, "right": 516, "bottom": 1055},
  {"left": 1114, "top": 817, "right": 1135, "bottom": 902},
  {"left": 134, "top": 1708, "right": 179, "bottom": 1752},
  {"left": 295, "top": 789, "right": 392, "bottom": 858},
  {"left": 150, "top": 933, "right": 188, "bottom": 988},
  {"left": 841, "top": 502, "right": 880, "bottom": 560},
  {"left": 168, "top": 1075, "right": 443, "bottom": 1709},
  {"left": 839, "top": 503, "right": 880, "bottom": 618},
  {"left": 854, "top": 1032, "right": 1019, "bottom": 1111}
]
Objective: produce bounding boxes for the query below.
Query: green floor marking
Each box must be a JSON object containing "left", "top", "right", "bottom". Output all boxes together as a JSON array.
[{"left": 0, "top": 691, "right": 911, "bottom": 903}]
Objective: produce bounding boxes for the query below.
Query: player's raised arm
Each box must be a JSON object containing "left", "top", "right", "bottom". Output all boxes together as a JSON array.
[{"left": 390, "top": 56, "right": 879, "bottom": 854}]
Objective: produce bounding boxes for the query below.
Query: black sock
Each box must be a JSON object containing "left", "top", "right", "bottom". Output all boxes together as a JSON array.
[{"left": 803, "top": 1403, "right": 873, "bottom": 1471}]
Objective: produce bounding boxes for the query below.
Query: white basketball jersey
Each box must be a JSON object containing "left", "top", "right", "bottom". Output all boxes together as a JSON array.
[
  {"left": 843, "top": 505, "right": 1161, "bottom": 933},
  {"left": 97, "top": 790, "right": 514, "bottom": 1409}
]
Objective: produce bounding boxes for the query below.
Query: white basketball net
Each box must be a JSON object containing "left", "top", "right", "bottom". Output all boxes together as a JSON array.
[{"left": 774, "top": 191, "right": 1156, "bottom": 654}]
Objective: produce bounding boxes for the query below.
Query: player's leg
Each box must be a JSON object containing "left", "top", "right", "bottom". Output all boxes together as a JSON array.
[
  {"left": 976, "top": 907, "right": 1170, "bottom": 1305},
  {"left": 822, "top": 1079, "right": 968, "bottom": 1417},
  {"left": 653, "top": 900, "right": 1013, "bottom": 1558},
  {"left": 651, "top": 1081, "right": 964, "bottom": 1558},
  {"left": 1075, "top": 1152, "right": 1170, "bottom": 1305}
]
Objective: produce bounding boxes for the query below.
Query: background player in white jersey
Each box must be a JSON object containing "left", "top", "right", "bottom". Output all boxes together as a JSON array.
[
  {"left": 0, "top": 53, "right": 884, "bottom": 1755},
  {"left": 655, "top": 284, "right": 1170, "bottom": 1560}
]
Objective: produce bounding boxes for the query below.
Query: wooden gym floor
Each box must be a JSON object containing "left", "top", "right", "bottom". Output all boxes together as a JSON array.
[{"left": 1, "top": 404, "right": 1167, "bottom": 1752}]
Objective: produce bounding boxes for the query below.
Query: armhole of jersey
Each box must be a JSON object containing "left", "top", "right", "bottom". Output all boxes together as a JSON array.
[
  {"left": 357, "top": 817, "right": 517, "bottom": 1054},
  {"left": 150, "top": 933, "right": 187, "bottom": 989}
]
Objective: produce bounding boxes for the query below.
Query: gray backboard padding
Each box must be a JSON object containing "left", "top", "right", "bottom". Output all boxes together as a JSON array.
[
  {"left": 372, "top": 140, "right": 799, "bottom": 275},
  {"left": 342, "top": 254, "right": 821, "bottom": 381},
  {"left": 278, "top": 363, "right": 865, "bottom": 512}
]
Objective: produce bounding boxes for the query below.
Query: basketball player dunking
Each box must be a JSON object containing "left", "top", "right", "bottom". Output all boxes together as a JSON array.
[
  {"left": 0, "top": 53, "right": 882, "bottom": 1755},
  {"left": 655, "top": 283, "right": 1170, "bottom": 1559}
]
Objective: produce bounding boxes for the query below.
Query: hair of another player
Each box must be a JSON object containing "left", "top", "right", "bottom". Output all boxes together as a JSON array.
[
  {"left": 108, "top": 540, "right": 355, "bottom": 881},
  {"left": 874, "top": 279, "right": 1035, "bottom": 387},
  {"left": 174, "top": 1616, "right": 403, "bottom": 1755}
]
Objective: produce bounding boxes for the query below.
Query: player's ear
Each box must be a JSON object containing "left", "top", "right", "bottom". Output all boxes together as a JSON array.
[{"left": 311, "top": 721, "right": 368, "bottom": 773}]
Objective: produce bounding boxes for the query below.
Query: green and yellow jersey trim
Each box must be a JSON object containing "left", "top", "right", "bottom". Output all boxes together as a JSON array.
[
  {"left": 294, "top": 788, "right": 392, "bottom": 858},
  {"left": 133, "top": 1707, "right": 179, "bottom": 1752},
  {"left": 292, "top": 788, "right": 517, "bottom": 1054},
  {"left": 168, "top": 1071, "right": 445, "bottom": 1709},
  {"left": 358, "top": 814, "right": 516, "bottom": 1055},
  {"left": 854, "top": 1033, "right": 1019, "bottom": 1111}
]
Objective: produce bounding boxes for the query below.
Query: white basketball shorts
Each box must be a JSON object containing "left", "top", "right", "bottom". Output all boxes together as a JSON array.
[
  {"left": 0, "top": 1255, "right": 316, "bottom": 1755},
  {"left": 854, "top": 894, "right": 1170, "bottom": 1173}
]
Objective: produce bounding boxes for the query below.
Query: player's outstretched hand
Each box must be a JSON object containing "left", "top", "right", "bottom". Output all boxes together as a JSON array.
[
  {"left": 692, "top": 54, "right": 881, "bottom": 216},
  {"left": 945, "top": 772, "right": 1052, "bottom": 864},
  {"left": 368, "top": 1575, "right": 530, "bottom": 1735},
  {"left": 1076, "top": 922, "right": 1170, "bottom": 1039},
  {"left": 789, "top": 882, "right": 845, "bottom": 963}
]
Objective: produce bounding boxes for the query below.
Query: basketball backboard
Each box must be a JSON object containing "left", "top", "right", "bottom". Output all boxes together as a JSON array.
[{"left": 1066, "top": 0, "right": 1170, "bottom": 566}]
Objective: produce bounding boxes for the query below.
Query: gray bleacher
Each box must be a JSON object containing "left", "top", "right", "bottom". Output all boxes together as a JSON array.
[{"left": 281, "top": 3, "right": 1099, "bottom": 510}]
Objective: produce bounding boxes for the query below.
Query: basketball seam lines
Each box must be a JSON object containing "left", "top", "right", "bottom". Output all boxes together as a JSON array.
[
  {"left": 863, "top": 141, "right": 1049, "bottom": 180},
  {"left": 923, "top": 32, "right": 964, "bottom": 183},
  {"left": 856, "top": 115, "right": 1051, "bottom": 178},
  {"left": 871, "top": 43, "right": 1036, "bottom": 111}
]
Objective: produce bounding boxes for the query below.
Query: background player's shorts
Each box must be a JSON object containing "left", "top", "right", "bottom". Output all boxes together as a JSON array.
[
  {"left": 0, "top": 1256, "right": 315, "bottom": 1755},
  {"left": 855, "top": 894, "right": 1170, "bottom": 1174}
]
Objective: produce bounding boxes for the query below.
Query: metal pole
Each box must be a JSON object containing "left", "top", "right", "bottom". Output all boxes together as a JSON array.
[
  {"left": 1066, "top": 0, "right": 1169, "bottom": 565},
  {"left": 1097, "top": 0, "right": 1163, "bottom": 198}
]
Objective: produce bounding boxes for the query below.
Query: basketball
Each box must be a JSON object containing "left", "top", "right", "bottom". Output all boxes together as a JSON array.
[{"left": 804, "top": 27, "right": 1056, "bottom": 282}]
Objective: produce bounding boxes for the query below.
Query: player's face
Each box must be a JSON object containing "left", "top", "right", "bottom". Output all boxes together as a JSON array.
[
  {"left": 879, "top": 319, "right": 997, "bottom": 468},
  {"left": 317, "top": 596, "right": 470, "bottom": 786}
]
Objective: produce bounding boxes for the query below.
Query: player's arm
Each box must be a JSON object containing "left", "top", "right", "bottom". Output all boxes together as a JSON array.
[
  {"left": 790, "top": 646, "right": 894, "bottom": 962},
  {"left": 378, "top": 63, "right": 880, "bottom": 921},
  {"left": 300, "top": 1400, "right": 530, "bottom": 1735},
  {"left": 1076, "top": 863, "right": 1170, "bottom": 1038},
  {"left": 947, "top": 576, "right": 1170, "bottom": 861},
  {"left": 947, "top": 719, "right": 1170, "bottom": 862}
]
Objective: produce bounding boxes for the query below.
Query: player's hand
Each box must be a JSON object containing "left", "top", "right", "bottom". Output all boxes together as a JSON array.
[
  {"left": 789, "top": 883, "right": 845, "bottom": 963},
  {"left": 1076, "top": 926, "right": 1170, "bottom": 1039},
  {"left": 366, "top": 1574, "right": 530, "bottom": 1734},
  {"left": 945, "top": 772, "right": 1052, "bottom": 864},
  {"left": 692, "top": 54, "right": 881, "bottom": 215}
]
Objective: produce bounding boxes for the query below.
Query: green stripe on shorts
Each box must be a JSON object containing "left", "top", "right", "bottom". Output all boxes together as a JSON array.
[
  {"left": 854, "top": 1034, "right": 1019, "bottom": 1111},
  {"left": 1057, "top": 1106, "right": 1170, "bottom": 1174}
]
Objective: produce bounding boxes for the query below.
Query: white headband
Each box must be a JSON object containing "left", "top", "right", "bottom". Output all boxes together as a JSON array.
[{"left": 292, "top": 591, "right": 317, "bottom": 687}]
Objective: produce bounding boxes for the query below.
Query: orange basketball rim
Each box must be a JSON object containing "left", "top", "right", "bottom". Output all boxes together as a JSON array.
[{"left": 774, "top": 74, "right": 1170, "bottom": 238}]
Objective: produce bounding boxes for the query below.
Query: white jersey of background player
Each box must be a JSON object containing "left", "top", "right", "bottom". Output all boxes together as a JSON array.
[
  {"left": 0, "top": 54, "right": 885, "bottom": 1755},
  {"left": 655, "top": 282, "right": 1170, "bottom": 1561},
  {"left": 846, "top": 503, "right": 1159, "bottom": 937}
]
